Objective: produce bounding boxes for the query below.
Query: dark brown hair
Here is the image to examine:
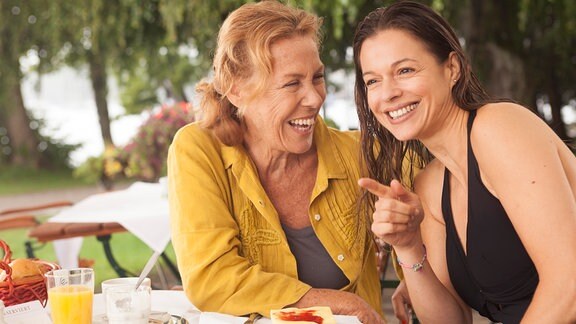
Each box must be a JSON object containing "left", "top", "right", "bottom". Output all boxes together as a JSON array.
[{"left": 353, "top": 1, "right": 496, "bottom": 215}]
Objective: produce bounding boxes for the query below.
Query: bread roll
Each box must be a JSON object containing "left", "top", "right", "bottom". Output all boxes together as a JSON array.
[{"left": 8, "top": 259, "right": 43, "bottom": 280}]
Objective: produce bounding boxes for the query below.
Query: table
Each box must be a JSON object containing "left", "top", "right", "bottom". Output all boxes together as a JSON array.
[
  {"left": 27, "top": 182, "right": 177, "bottom": 279},
  {"left": 92, "top": 290, "right": 361, "bottom": 324}
]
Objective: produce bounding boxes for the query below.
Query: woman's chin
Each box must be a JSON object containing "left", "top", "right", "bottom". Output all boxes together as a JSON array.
[{"left": 391, "top": 131, "right": 416, "bottom": 142}]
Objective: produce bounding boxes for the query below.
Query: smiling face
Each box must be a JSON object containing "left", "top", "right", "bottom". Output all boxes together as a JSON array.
[
  {"left": 240, "top": 35, "right": 326, "bottom": 155},
  {"left": 359, "top": 28, "right": 457, "bottom": 141}
]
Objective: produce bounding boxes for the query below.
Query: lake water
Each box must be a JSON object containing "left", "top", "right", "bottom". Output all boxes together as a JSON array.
[
  {"left": 21, "top": 66, "right": 147, "bottom": 166},
  {"left": 20, "top": 66, "right": 359, "bottom": 167}
]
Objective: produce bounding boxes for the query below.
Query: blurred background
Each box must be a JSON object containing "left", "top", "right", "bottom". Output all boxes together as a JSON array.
[
  {"left": 1, "top": 0, "right": 575, "bottom": 190},
  {"left": 0, "top": 1, "right": 574, "bottom": 315}
]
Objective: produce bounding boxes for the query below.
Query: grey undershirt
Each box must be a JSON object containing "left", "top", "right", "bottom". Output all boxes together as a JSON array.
[{"left": 282, "top": 224, "right": 349, "bottom": 289}]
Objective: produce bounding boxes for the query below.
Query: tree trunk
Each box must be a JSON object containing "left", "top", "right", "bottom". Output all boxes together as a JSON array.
[
  {"left": 547, "top": 76, "right": 568, "bottom": 140},
  {"left": 3, "top": 66, "right": 41, "bottom": 168},
  {"left": 87, "top": 51, "right": 115, "bottom": 149},
  {"left": 464, "top": 0, "right": 526, "bottom": 103}
]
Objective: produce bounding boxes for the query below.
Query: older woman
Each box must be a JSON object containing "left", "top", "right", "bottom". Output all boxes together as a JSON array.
[
  {"left": 167, "top": 1, "right": 384, "bottom": 322},
  {"left": 353, "top": 1, "right": 576, "bottom": 323}
]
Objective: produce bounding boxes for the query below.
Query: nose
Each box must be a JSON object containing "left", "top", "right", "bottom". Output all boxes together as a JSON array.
[
  {"left": 378, "top": 78, "right": 401, "bottom": 103},
  {"left": 302, "top": 83, "right": 326, "bottom": 108}
]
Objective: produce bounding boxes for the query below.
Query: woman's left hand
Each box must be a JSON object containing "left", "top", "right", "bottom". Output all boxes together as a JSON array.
[{"left": 358, "top": 178, "right": 423, "bottom": 248}]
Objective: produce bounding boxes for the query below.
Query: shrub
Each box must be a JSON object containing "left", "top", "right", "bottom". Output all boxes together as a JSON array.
[
  {"left": 75, "top": 102, "right": 195, "bottom": 187},
  {"left": 119, "top": 101, "right": 195, "bottom": 181}
]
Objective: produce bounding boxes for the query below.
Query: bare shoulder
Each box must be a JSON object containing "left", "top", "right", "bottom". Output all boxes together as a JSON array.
[
  {"left": 471, "top": 103, "right": 564, "bottom": 156},
  {"left": 473, "top": 103, "right": 553, "bottom": 138}
]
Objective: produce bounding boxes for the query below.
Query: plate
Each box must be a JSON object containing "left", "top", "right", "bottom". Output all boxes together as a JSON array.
[{"left": 93, "top": 311, "right": 187, "bottom": 324}]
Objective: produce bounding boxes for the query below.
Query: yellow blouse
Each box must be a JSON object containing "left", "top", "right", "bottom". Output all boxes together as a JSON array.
[{"left": 168, "top": 118, "right": 382, "bottom": 317}]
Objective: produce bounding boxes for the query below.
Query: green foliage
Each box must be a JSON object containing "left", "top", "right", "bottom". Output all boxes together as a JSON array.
[
  {"left": 1, "top": 0, "right": 575, "bottom": 171},
  {"left": 31, "top": 115, "right": 81, "bottom": 169},
  {"left": 75, "top": 102, "right": 195, "bottom": 185},
  {"left": 0, "top": 113, "right": 80, "bottom": 169},
  {"left": 73, "top": 155, "right": 107, "bottom": 185}
]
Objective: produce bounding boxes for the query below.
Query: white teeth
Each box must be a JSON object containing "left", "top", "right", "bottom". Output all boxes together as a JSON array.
[
  {"left": 289, "top": 118, "right": 314, "bottom": 126},
  {"left": 389, "top": 103, "right": 417, "bottom": 119}
]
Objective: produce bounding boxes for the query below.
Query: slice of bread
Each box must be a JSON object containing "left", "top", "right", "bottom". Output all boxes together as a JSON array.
[{"left": 270, "top": 306, "right": 336, "bottom": 324}]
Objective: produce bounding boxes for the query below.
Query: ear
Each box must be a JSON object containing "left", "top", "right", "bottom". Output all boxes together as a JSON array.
[
  {"left": 227, "top": 83, "right": 243, "bottom": 108},
  {"left": 447, "top": 51, "right": 461, "bottom": 83}
]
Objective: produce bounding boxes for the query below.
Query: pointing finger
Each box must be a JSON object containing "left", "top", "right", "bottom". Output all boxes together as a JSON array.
[{"left": 358, "top": 178, "right": 395, "bottom": 199}]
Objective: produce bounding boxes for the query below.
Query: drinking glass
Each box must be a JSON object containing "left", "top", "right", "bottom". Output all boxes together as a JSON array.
[
  {"left": 45, "top": 268, "right": 94, "bottom": 324},
  {"left": 105, "top": 285, "right": 151, "bottom": 324},
  {"left": 101, "top": 277, "right": 151, "bottom": 314}
]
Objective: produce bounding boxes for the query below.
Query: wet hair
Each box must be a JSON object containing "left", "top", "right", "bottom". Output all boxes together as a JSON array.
[
  {"left": 196, "top": 0, "right": 323, "bottom": 146},
  {"left": 352, "top": 1, "right": 496, "bottom": 207}
]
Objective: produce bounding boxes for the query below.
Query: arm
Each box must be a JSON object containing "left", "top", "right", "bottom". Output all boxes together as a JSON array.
[
  {"left": 472, "top": 104, "right": 576, "bottom": 323},
  {"left": 168, "top": 125, "right": 309, "bottom": 316},
  {"left": 359, "top": 174, "right": 473, "bottom": 323}
]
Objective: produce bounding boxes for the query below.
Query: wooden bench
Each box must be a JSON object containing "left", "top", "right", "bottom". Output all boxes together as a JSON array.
[
  {"left": 1, "top": 202, "right": 136, "bottom": 278},
  {"left": 28, "top": 222, "right": 125, "bottom": 242},
  {"left": 0, "top": 201, "right": 74, "bottom": 231},
  {"left": 28, "top": 221, "right": 181, "bottom": 283},
  {"left": 1, "top": 201, "right": 74, "bottom": 257},
  {"left": 27, "top": 221, "right": 134, "bottom": 277}
]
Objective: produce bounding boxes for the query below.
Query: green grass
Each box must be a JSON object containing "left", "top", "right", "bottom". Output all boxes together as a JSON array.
[
  {"left": 1, "top": 227, "right": 177, "bottom": 292},
  {"left": 0, "top": 166, "right": 94, "bottom": 195}
]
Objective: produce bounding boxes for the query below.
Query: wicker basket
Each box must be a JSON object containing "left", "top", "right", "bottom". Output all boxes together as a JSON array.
[{"left": 0, "top": 240, "right": 60, "bottom": 307}]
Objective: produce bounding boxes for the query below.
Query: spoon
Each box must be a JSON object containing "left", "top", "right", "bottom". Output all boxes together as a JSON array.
[{"left": 135, "top": 250, "right": 161, "bottom": 290}]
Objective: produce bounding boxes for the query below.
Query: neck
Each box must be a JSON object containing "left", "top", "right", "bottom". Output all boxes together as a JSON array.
[
  {"left": 244, "top": 141, "right": 317, "bottom": 181},
  {"left": 420, "top": 109, "right": 469, "bottom": 186}
]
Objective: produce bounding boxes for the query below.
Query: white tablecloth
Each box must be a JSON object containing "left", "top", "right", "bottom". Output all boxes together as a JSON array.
[
  {"left": 47, "top": 182, "right": 170, "bottom": 268},
  {"left": 92, "top": 290, "right": 361, "bottom": 324}
]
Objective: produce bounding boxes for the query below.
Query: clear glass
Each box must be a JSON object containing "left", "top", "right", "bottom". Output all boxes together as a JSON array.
[
  {"left": 101, "top": 277, "right": 151, "bottom": 314},
  {"left": 45, "top": 268, "right": 94, "bottom": 324},
  {"left": 105, "top": 285, "right": 151, "bottom": 324}
]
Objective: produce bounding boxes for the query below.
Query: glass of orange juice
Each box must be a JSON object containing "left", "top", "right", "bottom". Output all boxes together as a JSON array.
[{"left": 45, "top": 268, "right": 94, "bottom": 324}]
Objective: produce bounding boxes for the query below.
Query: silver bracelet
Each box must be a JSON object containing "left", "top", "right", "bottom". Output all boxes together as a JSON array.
[{"left": 397, "top": 245, "right": 427, "bottom": 272}]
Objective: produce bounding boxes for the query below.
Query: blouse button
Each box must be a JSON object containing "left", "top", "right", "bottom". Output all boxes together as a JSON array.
[
  {"left": 337, "top": 254, "right": 345, "bottom": 262},
  {"left": 258, "top": 200, "right": 264, "bottom": 206},
  {"left": 314, "top": 214, "right": 321, "bottom": 221}
]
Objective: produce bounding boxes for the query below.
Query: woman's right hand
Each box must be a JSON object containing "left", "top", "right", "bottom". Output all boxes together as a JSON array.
[
  {"left": 358, "top": 178, "right": 423, "bottom": 248},
  {"left": 295, "top": 289, "right": 386, "bottom": 323}
]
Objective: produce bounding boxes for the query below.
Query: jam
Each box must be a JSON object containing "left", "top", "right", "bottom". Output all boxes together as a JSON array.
[{"left": 278, "top": 309, "right": 323, "bottom": 323}]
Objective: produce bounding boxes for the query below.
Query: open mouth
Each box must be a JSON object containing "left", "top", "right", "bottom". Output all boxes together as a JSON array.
[
  {"left": 388, "top": 103, "right": 418, "bottom": 120},
  {"left": 288, "top": 117, "right": 315, "bottom": 131}
]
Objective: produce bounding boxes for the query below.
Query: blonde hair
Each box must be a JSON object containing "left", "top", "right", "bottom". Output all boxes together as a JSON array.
[{"left": 197, "top": 0, "right": 323, "bottom": 146}]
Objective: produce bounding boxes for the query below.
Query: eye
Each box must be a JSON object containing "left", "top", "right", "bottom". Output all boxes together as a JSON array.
[
  {"left": 283, "top": 80, "right": 300, "bottom": 88},
  {"left": 365, "top": 79, "right": 377, "bottom": 86},
  {"left": 398, "top": 67, "right": 415, "bottom": 75}
]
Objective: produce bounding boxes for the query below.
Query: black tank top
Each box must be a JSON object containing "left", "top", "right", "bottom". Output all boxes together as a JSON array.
[{"left": 441, "top": 110, "right": 538, "bottom": 323}]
